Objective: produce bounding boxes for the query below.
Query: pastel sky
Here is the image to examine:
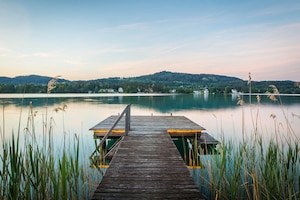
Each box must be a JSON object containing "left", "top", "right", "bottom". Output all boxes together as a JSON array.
[{"left": 1, "top": 0, "right": 300, "bottom": 81}]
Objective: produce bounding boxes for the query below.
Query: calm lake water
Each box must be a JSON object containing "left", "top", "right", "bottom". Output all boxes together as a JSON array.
[{"left": 0, "top": 93, "right": 299, "bottom": 156}]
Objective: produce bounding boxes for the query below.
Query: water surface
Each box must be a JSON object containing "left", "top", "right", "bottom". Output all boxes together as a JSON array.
[{"left": 0, "top": 93, "right": 299, "bottom": 153}]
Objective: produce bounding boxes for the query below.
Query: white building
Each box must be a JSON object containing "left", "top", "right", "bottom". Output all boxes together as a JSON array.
[{"left": 118, "top": 87, "right": 124, "bottom": 93}]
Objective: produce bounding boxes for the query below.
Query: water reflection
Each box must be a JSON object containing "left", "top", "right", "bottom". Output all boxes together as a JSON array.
[
  {"left": 1, "top": 94, "right": 299, "bottom": 112},
  {"left": 203, "top": 93, "right": 209, "bottom": 102},
  {"left": 1, "top": 94, "right": 299, "bottom": 199},
  {"left": 231, "top": 93, "right": 238, "bottom": 101},
  {"left": 1, "top": 94, "right": 299, "bottom": 146}
]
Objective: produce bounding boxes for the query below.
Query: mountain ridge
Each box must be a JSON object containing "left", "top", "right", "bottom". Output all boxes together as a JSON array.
[
  {"left": 0, "top": 71, "right": 295, "bottom": 84},
  {"left": 0, "top": 74, "right": 70, "bottom": 85},
  {"left": 0, "top": 71, "right": 298, "bottom": 94}
]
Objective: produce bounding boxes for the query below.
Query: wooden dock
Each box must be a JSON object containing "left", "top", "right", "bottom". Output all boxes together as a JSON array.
[
  {"left": 90, "top": 115, "right": 206, "bottom": 138},
  {"left": 90, "top": 115, "right": 218, "bottom": 146},
  {"left": 90, "top": 111, "right": 213, "bottom": 199},
  {"left": 91, "top": 132, "right": 204, "bottom": 199}
]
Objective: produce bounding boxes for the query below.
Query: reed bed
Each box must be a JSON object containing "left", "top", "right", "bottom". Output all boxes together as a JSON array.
[
  {"left": 194, "top": 85, "right": 300, "bottom": 200},
  {"left": 0, "top": 77, "right": 101, "bottom": 200},
  {"left": 1, "top": 77, "right": 299, "bottom": 199},
  {"left": 0, "top": 133, "right": 101, "bottom": 199}
]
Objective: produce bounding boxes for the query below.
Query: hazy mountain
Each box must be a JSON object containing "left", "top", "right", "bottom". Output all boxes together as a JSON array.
[
  {"left": 133, "top": 71, "right": 244, "bottom": 86},
  {"left": 0, "top": 71, "right": 245, "bottom": 86},
  {"left": 0, "top": 75, "right": 70, "bottom": 85}
]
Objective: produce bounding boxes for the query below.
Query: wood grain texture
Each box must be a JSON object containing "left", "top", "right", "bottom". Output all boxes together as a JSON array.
[
  {"left": 91, "top": 133, "right": 205, "bottom": 200},
  {"left": 90, "top": 115, "right": 218, "bottom": 145},
  {"left": 90, "top": 116, "right": 205, "bottom": 132}
]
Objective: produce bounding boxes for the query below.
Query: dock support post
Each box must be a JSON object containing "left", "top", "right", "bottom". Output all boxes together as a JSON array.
[{"left": 125, "top": 104, "right": 131, "bottom": 135}]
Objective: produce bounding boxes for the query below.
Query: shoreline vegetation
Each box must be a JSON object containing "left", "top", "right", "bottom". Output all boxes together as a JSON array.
[
  {"left": 1, "top": 77, "right": 299, "bottom": 199},
  {"left": 1, "top": 71, "right": 299, "bottom": 94},
  {"left": 0, "top": 93, "right": 175, "bottom": 99},
  {"left": 0, "top": 92, "right": 300, "bottom": 99}
]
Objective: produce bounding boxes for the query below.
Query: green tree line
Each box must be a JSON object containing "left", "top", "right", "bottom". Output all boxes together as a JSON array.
[
  {"left": 1, "top": 71, "right": 299, "bottom": 94},
  {"left": 1, "top": 81, "right": 299, "bottom": 94}
]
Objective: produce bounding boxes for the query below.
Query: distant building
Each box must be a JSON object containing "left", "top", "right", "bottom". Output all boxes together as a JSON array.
[
  {"left": 231, "top": 89, "right": 238, "bottom": 94},
  {"left": 107, "top": 89, "right": 114, "bottom": 93},
  {"left": 99, "top": 88, "right": 115, "bottom": 93},
  {"left": 203, "top": 88, "right": 209, "bottom": 94},
  {"left": 145, "top": 88, "right": 153, "bottom": 93},
  {"left": 118, "top": 87, "right": 124, "bottom": 93}
]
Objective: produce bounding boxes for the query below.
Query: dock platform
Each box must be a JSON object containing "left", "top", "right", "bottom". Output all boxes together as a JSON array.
[
  {"left": 90, "top": 115, "right": 205, "bottom": 137},
  {"left": 90, "top": 113, "right": 214, "bottom": 199},
  {"left": 90, "top": 115, "right": 218, "bottom": 145}
]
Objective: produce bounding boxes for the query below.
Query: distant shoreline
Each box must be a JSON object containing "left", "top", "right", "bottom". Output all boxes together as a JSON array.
[
  {"left": 0, "top": 92, "right": 299, "bottom": 99},
  {"left": 240, "top": 93, "right": 300, "bottom": 96},
  {"left": 0, "top": 93, "right": 176, "bottom": 99}
]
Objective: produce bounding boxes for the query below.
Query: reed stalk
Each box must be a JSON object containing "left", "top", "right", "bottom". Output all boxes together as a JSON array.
[
  {"left": 195, "top": 84, "right": 299, "bottom": 200},
  {"left": 2, "top": 101, "right": 4, "bottom": 142},
  {"left": 0, "top": 76, "right": 101, "bottom": 199},
  {"left": 0, "top": 114, "right": 99, "bottom": 199}
]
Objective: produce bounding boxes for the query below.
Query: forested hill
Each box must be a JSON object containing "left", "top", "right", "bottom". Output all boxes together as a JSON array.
[
  {"left": 0, "top": 71, "right": 299, "bottom": 94},
  {"left": 134, "top": 71, "right": 244, "bottom": 86},
  {"left": 0, "top": 75, "right": 70, "bottom": 85},
  {"left": 130, "top": 71, "right": 298, "bottom": 94},
  {"left": 0, "top": 71, "right": 243, "bottom": 86}
]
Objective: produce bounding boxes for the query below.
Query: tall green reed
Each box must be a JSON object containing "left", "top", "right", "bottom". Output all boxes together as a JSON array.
[
  {"left": 196, "top": 84, "right": 299, "bottom": 200},
  {"left": 0, "top": 77, "right": 101, "bottom": 199},
  {"left": 198, "top": 136, "right": 299, "bottom": 199}
]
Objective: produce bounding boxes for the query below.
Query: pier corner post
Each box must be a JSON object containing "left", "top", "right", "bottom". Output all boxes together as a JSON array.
[{"left": 125, "top": 104, "right": 131, "bottom": 135}]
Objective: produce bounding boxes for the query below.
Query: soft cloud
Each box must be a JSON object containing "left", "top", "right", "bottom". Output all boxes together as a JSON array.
[
  {"left": 96, "top": 22, "right": 148, "bottom": 33},
  {"left": 1, "top": 1, "right": 299, "bottom": 81},
  {"left": 252, "top": 2, "right": 300, "bottom": 17},
  {"left": 64, "top": 60, "right": 87, "bottom": 66},
  {"left": 32, "top": 52, "right": 57, "bottom": 57}
]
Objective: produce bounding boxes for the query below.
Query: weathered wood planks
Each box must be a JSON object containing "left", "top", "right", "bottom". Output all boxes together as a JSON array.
[
  {"left": 90, "top": 115, "right": 218, "bottom": 145},
  {"left": 91, "top": 133, "right": 205, "bottom": 200},
  {"left": 90, "top": 115, "right": 205, "bottom": 137}
]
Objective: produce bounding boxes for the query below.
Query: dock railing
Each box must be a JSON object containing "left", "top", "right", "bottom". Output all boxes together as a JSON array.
[{"left": 89, "top": 104, "right": 131, "bottom": 160}]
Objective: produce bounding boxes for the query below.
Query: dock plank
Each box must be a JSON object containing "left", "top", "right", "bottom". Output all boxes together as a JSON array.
[
  {"left": 90, "top": 115, "right": 218, "bottom": 145},
  {"left": 91, "top": 133, "right": 204, "bottom": 200},
  {"left": 90, "top": 115, "right": 219, "bottom": 145},
  {"left": 90, "top": 115, "right": 205, "bottom": 135}
]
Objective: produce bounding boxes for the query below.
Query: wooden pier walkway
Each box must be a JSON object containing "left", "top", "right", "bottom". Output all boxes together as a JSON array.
[
  {"left": 91, "top": 131, "right": 204, "bottom": 199},
  {"left": 90, "top": 106, "right": 212, "bottom": 199}
]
